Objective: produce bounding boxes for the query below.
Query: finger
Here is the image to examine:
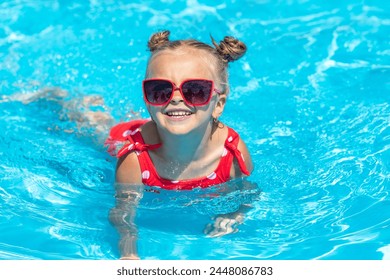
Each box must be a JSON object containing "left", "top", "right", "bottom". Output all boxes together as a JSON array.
[{"left": 203, "top": 223, "right": 213, "bottom": 235}]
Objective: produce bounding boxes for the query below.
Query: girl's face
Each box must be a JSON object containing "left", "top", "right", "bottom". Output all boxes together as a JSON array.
[{"left": 145, "top": 50, "right": 225, "bottom": 136}]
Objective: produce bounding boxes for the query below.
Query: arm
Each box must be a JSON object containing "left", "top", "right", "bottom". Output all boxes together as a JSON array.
[
  {"left": 109, "top": 153, "right": 143, "bottom": 259},
  {"left": 204, "top": 179, "right": 259, "bottom": 238},
  {"left": 204, "top": 137, "right": 256, "bottom": 237}
]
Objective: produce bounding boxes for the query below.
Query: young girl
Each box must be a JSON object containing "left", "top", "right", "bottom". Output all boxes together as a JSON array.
[{"left": 106, "top": 30, "right": 254, "bottom": 259}]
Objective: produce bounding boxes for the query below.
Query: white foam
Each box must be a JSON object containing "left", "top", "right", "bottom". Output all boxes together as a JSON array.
[{"left": 377, "top": 244, "right": 390, "bottom": 260}]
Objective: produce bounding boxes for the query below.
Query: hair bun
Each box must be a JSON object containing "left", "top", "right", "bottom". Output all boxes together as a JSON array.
[
  {"left": 148, "top": 30, "right": 170, "bottom": 52},
  {"left": 213, "top": 36, "right": 247, "bottom": 63}
]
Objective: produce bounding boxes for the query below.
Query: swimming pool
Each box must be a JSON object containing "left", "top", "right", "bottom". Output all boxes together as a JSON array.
[{"left": 0, "top": 0, "right": 389, "bottom": 260}]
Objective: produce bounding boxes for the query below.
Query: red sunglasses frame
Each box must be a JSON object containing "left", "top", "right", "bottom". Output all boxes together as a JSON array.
[{"left": 142, "top": 78, "right": 222, "bottom": 106}]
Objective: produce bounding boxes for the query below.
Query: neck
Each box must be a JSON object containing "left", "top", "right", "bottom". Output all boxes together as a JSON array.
[{"left": 157, "top": 124, "right": 214, "bottom": 164}]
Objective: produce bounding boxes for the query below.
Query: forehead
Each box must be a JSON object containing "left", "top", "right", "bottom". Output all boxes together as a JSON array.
[{"left": 147, "top": 48, "right": 219, "bottom": 81}]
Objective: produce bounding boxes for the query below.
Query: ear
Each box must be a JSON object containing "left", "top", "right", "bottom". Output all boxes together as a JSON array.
[{"left": 212, "top": 94, "right": 227, "bottom": 119}]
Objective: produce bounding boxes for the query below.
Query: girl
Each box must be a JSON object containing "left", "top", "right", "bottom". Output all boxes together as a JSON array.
[{"left": 106, "top": 30, "right": 254, "bottom": 259}]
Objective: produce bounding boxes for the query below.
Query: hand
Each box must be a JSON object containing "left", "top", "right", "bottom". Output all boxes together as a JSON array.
[
  {"left": 204, "top": 212, "right": 244, "bottom": 238},
  {"left": 120, "top": 254, "right": 140, "bottom": 260}
]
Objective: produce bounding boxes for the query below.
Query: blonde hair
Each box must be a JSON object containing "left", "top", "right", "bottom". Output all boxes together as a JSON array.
[{"left": 146, "top": 30, "right": 247, "bottom": 94}]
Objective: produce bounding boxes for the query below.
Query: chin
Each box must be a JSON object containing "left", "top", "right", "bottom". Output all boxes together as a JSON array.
[
  {"left": 161, "top": 123, "right": 194, "bottom": 136},
  {"left": 154, "top": 113, "right": 211, "bottom": 136}
]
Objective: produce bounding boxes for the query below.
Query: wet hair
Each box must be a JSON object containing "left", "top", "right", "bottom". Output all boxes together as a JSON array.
[{"left": 146, "top": 30, "right": 247, "bottom": 94}]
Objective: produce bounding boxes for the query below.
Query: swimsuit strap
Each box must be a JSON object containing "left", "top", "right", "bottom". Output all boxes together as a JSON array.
[
  {"left": 220, "top": 127, "right": 250, "bottom": 176},
  {"left": 104, "top": 120, "right": 161, "bottom": 158},
  {"left": 117, "top": 141, "right": 162, "bottom": 158}
]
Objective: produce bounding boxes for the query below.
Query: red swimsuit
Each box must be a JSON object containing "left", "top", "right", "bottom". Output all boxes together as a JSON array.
[{"left": 105, "top": 120, "right": 250, "bottom": 190}]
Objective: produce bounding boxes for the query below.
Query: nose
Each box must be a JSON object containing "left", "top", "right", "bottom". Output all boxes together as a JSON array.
[{"left": 170, "top": 87, "right": 184, "bottom": 104}]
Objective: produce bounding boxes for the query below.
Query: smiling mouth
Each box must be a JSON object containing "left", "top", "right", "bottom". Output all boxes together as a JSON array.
[{"left": 165, "top": 110, "right": 193, "bottom": 118}]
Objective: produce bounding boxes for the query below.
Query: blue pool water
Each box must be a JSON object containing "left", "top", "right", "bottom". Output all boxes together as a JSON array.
[{"left": 0, "top": 0, "right": 389, "bottom": 260}]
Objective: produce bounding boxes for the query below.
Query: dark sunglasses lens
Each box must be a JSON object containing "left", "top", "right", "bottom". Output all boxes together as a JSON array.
[
  {"left": 144, "top": 80, "right": 173, "bottom": 104},
  {"left": 182, "top": 80, "right": 212, "bottom": 105}
]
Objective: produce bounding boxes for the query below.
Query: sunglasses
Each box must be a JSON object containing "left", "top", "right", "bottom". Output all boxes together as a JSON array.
[{"left": 143, "top": 78, "right": 222, "bottom": 106}]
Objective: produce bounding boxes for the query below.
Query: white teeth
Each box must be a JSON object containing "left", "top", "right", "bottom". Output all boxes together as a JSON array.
[{"left": 166, "top": 111, "right": 192, "bottom": 117}]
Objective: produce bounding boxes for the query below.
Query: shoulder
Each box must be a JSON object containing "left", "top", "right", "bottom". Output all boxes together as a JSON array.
[
  {"left": 113, "top": 119, "right": 160, "bottom": 184},
  {"left": 112, "top": 119, "right": 152, "bottom": 184},
  {"left": 237, "top": 138, "right": 254, "bottom": 173},
  {"left": 229, "top": 129, "right": 254, "bottom": 178},
  {"left": 116, "top": 152, "right": 143, "bottom": 184}
]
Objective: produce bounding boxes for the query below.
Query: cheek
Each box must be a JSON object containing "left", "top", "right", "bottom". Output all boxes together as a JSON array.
[
  {"left": 196, "top": 101, "right": 216, "bottom": 118},
  {"left": 148, "top": 107, "right": 168, "bottom": 124},
  {"left": 146, "top": 104, "right": 159, "bottom": 117}
]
